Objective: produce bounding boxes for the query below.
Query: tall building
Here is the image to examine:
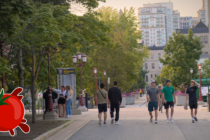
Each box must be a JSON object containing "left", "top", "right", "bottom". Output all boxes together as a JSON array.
[
  {"left": 197, "top": 0, "right": 209, "bottom": 26},
  {"left": 180, "top": 17, "right": 198, "bottom": 29},
  {"left": 138, "top": 2, "right": 180, "bottom": 47},
  {"left": 142, "top": 46, "right": 165, "bottom": 84}
]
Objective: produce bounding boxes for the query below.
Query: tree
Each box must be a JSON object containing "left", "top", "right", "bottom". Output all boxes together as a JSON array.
[
  {"left": 132, "top": 69, "right": 148, "bottom": 90},
  {"left": 202, "top": 59, "right": 210, "bottom": 78},
  {"left": 160, "top": 29, "right": 203, "bottom": 88}
]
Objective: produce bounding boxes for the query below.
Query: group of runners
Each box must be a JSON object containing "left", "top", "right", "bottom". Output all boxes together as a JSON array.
[
  {"left": 147, "top": 79, "right": 200, "bottom": 124},
  {"left": 95, "top": 79, "right": 200, "bottom": 125}
]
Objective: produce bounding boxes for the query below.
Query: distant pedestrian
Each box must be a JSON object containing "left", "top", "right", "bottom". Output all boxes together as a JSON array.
[
  {"left": 65, "top": 85, "right": 73, "bottom": 118},
  {"left": 108, "top": 81, "right": 122, "bottom": 125},
  {"left": 95, "top": 83, "right": 109, "bottom": 125},
  {"left": 185, "top": 80, "right": 200, "bottom": 123},
  {"left": 158, "top": 85, "right": 163, "bottom": 113},
  {"left": 162, "top": 80, "right": 176, "bottom": 123},
  {"left": 53, "top": 86, "right": 66, "bottom": 117},
  {"left": 146, "top": 80, "right": 160, "bottom": 124}
]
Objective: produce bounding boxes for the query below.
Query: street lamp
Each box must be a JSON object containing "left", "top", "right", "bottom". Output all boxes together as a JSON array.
[
  {"left": 104, "top": 71, "right": 106, "bottom": 90},
  {"left": 108, "top": 77, "right": 110, "bottom": 91},
  {"left": 94, "top": 68, "right": 98, "bottom": 106},
  {"left": 198, "top": 64, "right": 203, "bottom": 102},
  {"left": 190, "top": 68, "right": 193, "bottom": 80},
  {"left": 72, "top": 52, "right": 87, "bottom": 111}
]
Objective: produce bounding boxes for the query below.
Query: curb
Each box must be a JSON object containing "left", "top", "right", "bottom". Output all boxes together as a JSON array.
[
  {"left": 62, "top": 120, "right": 91, "bottom": 140},
  {"left": 33, "top": 120, "right": 73, "bottom": 140}
]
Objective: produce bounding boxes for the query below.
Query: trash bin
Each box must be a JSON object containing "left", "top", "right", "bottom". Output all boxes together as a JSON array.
[{"left": 207, "top": 93, "right": 210, "bottom": 112}]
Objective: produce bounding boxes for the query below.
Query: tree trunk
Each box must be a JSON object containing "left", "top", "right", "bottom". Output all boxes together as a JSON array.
[
  {"left": 18, "top": 47, "right": 24, "bottom": 88},
  {"left": 31, "top": 47, "right": 36, "bottom": 123}
]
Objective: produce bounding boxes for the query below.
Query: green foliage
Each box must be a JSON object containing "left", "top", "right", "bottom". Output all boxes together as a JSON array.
[
  {"left": 132, "top": 69, "right": 148, "bottom": 90},
  {"left": 0, "top": 57, "right": 10, "bottom": 75},
  {"left": 0, "top": 0, "right": 34, "bottom": 39},
  {"left": 202, "top": 59, "right": 210, "bottom": 78},
  {"left": 160, "top": 29, "right": 203, "bottom": 87}
]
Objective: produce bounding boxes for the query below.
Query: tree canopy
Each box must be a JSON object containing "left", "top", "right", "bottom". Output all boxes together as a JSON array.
[{"left": 160, "top": 29, "right": 203, "bottom": 87}]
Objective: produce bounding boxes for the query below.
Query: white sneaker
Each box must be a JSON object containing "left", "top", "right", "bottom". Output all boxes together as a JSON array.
[
  {"left": 167, "top": 119, "right": 170, "bottom": 123},
  {"left": 111, "top": 118, "right": 114, "bottom": 124},
  {"left": 66, "top": 115, "right": 69, "bottom": 118},
  {"left": 170, "top": 118, "right": 174, "bottom": 123},
  {"left": 115, "top": 121, "right": 119, "bottom": 125}
]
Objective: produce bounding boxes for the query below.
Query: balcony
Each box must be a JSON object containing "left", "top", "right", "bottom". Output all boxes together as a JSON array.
[
  {"left": 157, "top": 10, "right": 164, "bottom": 13},
  {"left": 141, "top": 11, "right": 150, "bottom": 14}
]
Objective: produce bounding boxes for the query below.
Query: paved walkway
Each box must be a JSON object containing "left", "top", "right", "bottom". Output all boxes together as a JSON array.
[{"left": 47, "top": 96, "right": 210, "bottom": 140}]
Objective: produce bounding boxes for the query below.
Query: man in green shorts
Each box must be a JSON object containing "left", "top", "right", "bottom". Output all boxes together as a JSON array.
[{"left": 162, "top": 80, "right": 176, "bottom": 123}]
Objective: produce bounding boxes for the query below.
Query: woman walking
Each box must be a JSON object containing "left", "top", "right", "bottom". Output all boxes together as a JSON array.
[
  {"left": 65, "top": 85, "right": 73, "bottom": 118},
  {"left": 53, "top": 86, "right": 66, "bottom": 117}
]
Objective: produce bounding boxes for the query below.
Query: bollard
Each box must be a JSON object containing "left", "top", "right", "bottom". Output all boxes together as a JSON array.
[{"left": 85, "top": 93, "right": 88, "bottom": 111}]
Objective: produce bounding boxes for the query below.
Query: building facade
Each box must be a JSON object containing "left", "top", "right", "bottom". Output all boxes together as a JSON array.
[
  {"left": 139, "top": 2, "right": 180, "bottom": 47},
  {"left": 176, "top": 20, "right": 209, "bottom": 55},
  {"left": 180, "top": 17, "right": 198, "bottom": 29},
  {"left": 197, "top": 0, "right": 209, "bottom": 26},
  {"left": 143, "top": 46, "right": 165, "bottom": 84}
]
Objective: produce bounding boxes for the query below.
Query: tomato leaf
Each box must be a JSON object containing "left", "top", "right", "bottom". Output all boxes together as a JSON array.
[{"left": 0, "top": 89, "right": 11, "bottom": 106}]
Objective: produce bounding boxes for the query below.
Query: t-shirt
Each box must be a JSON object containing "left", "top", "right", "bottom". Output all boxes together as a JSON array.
[
  {"left": 108, "top": 87, "right": 122, "bottom": 104},
  {"left": 186, "top": 86, "right": 198, "bottom": 102},
  {"left": 96, "top": 89, "right": 108, "bottom": 104},
  {"left": 162, "top": 86, "right": 174, "bottom": 102},
  {"left": 147, "top": 88, "right": 159, "bottom": 102}
]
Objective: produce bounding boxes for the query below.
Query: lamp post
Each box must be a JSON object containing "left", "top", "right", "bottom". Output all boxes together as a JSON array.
[
  {"left": 108, "top": 77, "right": 110, "bottom": 91},
  {"left": 104, "top": 71, "right": 106, "bottom": 90},
  {"left": 198, "top": 64, "right": 203, "bottom": 102},
  {"left": 72, "top": 52, "right": 87, "bottom": 111},
  {"left": 94, "top": 68, "right": 98, "bottom": 105},
  {"left": 190, "top": 68, "right": 193, "bottom": 80}
]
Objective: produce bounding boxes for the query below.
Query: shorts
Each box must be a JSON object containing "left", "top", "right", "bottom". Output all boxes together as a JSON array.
[
  {"left": 58, "top": 97, "right": 65, "bottom": 104},
  {"left": 164, "top": 101, "right": 174, "bottom": 109},
  {"left": 148, "top": 101, "right": 158, "bottom": 112},
  {"left": 189, "top": 100, "right": 198, "bottom": 109},
  {"left": 98, "top": 103, "right": 107, "bottom": 113}
]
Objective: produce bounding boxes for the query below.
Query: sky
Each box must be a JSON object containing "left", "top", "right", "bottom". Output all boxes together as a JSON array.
[{"left": 98, "top": 0, "right": 203, "bottom": 17}]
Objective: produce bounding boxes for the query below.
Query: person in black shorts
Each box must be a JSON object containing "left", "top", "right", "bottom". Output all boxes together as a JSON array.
[
  {"left": 185, "top": 80, "right": 200, "bottom": 123},
  {"left": 95, "top": 83, "right": 108, "bottom": 125}
]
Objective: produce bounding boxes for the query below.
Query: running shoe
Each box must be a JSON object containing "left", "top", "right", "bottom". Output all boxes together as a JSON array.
[
  {"left": 192, "top": 120, "right": 195, "bottom": 123},
  {"left": 194, "top": 117, "right": 198, "bottom": 122},
  {"left": 99, "top": 119, "right": 102, "bottom": 125},
  {"left": 111, "top": 118, "right": 114, "bottom": 124},
  {"left": 167, "top": 119, "right": 170, "bottom": 123},
  {"left": 170, "top": 118, "right": 174, "bottom": 123},
  {"left": 155, "top": 120, "right": 158, "bottom": 124},
  {"left": 150, "top": 116, "right": 153, "bottom": 123},
  {"left": 115, "top": 121, "right": 119, "bottom": 125},
  {"left": 104, "top": 122, "right": 107, "bottom": 125}
]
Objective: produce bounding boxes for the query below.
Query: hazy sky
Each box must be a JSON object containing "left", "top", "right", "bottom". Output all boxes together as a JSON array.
[{"left": 98, "top": 0, "right": 202, "bottom": 17}]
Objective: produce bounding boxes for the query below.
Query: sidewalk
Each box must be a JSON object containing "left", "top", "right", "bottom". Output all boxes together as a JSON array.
[{"left": 46, "top": 96, "right": 210, "bottom": 140}]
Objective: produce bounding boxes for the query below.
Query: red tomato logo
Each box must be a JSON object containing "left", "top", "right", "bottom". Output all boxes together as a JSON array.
[{"left": 0, "top": 87, "right": 30, "bottom": 136}]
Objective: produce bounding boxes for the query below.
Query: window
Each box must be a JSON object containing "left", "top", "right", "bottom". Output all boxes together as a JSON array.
[
  {"left": 159, "top": 63, "right": 162, "bottom": 69},
  {"left": 146, "top": 75, "right": 148, "bottom": 82},
  {"left": 200, "top": 36, "right": 203, "bottom": 43},
  {"left": 151, "top": 74, "right": 153, "bottom": 78},
  {"left": 204, "top": 36, "right": 208, "bottom": 43},
  {"left": 151, "top": 54, "right": 154, "bottom": 59},
  {"left": 158, "top": 53, "right": 161, "bottom": 58},
  {"left": 144, "top": 63, "right": 148, "bottom": 69},
  {"left": 152, "top": 63, "right": 155, "bottom": 69}
]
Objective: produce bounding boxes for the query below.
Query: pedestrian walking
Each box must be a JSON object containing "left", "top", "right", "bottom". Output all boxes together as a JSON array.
[
  {"left": 162, "top": 80, "right": 176, "bottom": 123},
  {"left": 158, "top": 85, "right": 163, "bottom": 113},
  {"left": 65, "top": 85, "right": 73, "bottom": 118},
  {"left": 108, "top": 81, "right": 122, "bottom": 125},
  {"left": 185, "top": 80, "right": 200, "bottom": 123},
  {"left": 52, "top": 86, "right": 66, "bottom": 117},
  {"left": 95, "top": 83, "right": 109, "bottom": 125},
  {"left": 146, "top": 80, "right": 160, "bottom": 124}
]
